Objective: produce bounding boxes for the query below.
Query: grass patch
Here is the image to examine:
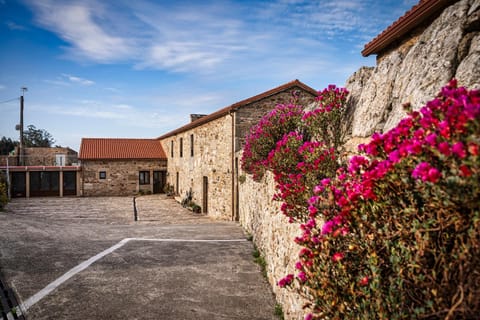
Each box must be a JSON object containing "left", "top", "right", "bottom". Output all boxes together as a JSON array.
[
  {"left": 252, "top": 245, "right": 267, "bottom": 279},
  {"left": 274, "top": 303, "right": 284, "bottom": 319}
]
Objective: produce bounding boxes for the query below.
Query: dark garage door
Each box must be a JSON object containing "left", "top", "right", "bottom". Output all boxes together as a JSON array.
[
  {"left": 11, "top": 172, "right": 26, "bottom": 198},
  {"left": 30, "top": 171, "right": 60, "bottom": 197},
  {"left": 63, "top": 171, "right": 77, "bottom": 196}
]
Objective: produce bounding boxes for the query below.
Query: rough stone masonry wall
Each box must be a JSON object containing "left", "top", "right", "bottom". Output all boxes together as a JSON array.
[
  {"left": 239, "top": 169, "right": 307, "bottom": 320},
  {"left": 81, "top": 159, "right": 167, "bottom": 196},
  {"left": 23, "top": 147, "right": 78, "bottom": 166},
  {"left": 161, "top": 115, "right": 233, "bottom": 220},
  {"left": 346, "top": 0, "right": 480, "bottom": 143}
]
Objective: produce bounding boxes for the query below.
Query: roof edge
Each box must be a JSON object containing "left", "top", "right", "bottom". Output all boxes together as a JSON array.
[
  {"left": 157, "top": 79, "right": 317, "bottom": 140},
  {"left": 362, "top": 0, "right": 454, "bottom": 57}
]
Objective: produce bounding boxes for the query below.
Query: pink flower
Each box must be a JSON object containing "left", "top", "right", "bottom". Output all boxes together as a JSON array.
[
  {"left": 438, "top": 142, "right": 451, "bottom": 156},
  {"left": 297, "top": 271, "right": 307, "bottom": 283},
  {"left": 321, "top": 220, "right": 335, "bottom": 235},
  {"left": 425, "top": 133, "right": 437, "bottom": 146},
  {"left": 459, "top": 165, "right": 472, "bottom": 177},
  {"left": 468, "top": 143, "right": 479, "bottom": 156},
  {"left": 452, "top": 142, "right": 467, "bottom": 158},
  {"left": 313, "top": 185, "right": 324, "bottom": 194},
  {"left": 278, "top": 274, "right": 294, "bottom": 287},
  {"left": 295, "top": 261, "right": 303, "bottom": 270},
  {"left": 332, "top": 252, "right": 344, "bottom": 262},
  {"left": 412, "top": 162, "right": 441, "bottom": 183},
  {"left": 305, "top": 314, "right": 313, "bottom": 320},
  {"left": 359, "top": 276, "right": 369, "bottom": 286},
  {"left": 427, "top": 167, "right": 441, "bottom": 183}
]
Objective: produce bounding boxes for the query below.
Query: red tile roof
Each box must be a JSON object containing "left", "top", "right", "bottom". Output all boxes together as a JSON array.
[
  {"left": 79, "top": 138, "right": 167, "bottom": 160},
  {"left": 362, "top": 0, "right": 456, "bottom": 56},
  {"left": 157, "top": 79, "right": 317, "bottom": 139}
]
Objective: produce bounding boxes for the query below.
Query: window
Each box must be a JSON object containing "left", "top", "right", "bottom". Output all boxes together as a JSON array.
[
  {"left": 171, "top": 141, "right": 174, "bottom": 158},
  {"left": 190, "top": 134, "right": 194, "bottom": 157},
  {"left": 139, "top": 171, "right": 150, "bottom": 185},
  {"left": 99, "top": 171, "right": 106, "bottom": 179},
  {"left": 180, "top": 138, "right": 183, "bottom": 157}
]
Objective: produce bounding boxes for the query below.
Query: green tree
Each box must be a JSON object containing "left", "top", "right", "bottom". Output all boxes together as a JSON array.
[
  {"left": 0, "top": 137, "right": 18, "bottom": 155},
  {"left": 23, "top": 125, "right": 55, "bottom": 147}
]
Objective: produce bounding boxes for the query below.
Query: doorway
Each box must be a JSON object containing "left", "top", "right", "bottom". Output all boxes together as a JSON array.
[
  {"left": 202, "top": 176, "right": 208, "bottom": 214},
  {"left": 63, "top": 171, "right": 77, "bottom": 196},
  {"left": 153, "top": 171, "right": 166, "bottom": 194}
]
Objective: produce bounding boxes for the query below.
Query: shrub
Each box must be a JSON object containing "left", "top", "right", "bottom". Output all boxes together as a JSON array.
[
  {"left": 284, "top": 80, "right": 480, "bottom": 319},
  {"left": 243, "top": 80, "right": 479, "bottom": 319},
  {"left": 0, "top": 178, "right": 8, "bottom": 211},
  {"left": 242, "top": 103, "right": 304, "bottom": 180}
]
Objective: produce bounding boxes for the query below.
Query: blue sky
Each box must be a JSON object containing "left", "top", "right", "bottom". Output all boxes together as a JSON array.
[{"left": 0, "top": 0, "right": 417, "bottom": 151}]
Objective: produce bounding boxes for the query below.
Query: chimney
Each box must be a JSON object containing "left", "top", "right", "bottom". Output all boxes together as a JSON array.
[{"left": 190, "top": 114, "right": 207, "bottom": 122}]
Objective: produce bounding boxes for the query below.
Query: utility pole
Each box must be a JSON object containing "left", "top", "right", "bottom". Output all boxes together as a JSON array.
[{"left": 18, "top": 87, "right": 27, "bottom": 165}]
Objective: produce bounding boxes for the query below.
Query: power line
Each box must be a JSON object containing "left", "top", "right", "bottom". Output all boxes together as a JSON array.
[{"left": 0, "top": 97, "right": 19, "bottom": 104}]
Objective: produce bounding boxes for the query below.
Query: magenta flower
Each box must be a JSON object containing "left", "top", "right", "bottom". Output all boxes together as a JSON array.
[
  {"left": 278, "top": 274, "right": 294, "bottom": 287},
  {"left": 452, "top": 142, "right": 467, "bottom": 158},
  {"left": 321, "top": 220, "right": 335, "bottom": 235},
  {"left": 295, "top": 261, "right": 303, "bottom": 270},
  {"left": 332, "top": 252, "right": 344, "bottom": 263},
  {"left": 297, "top": 271, "right": 307, "bottom": 283},
  {"left": 412, "top": 162, "right": 441, "bottom": 183}
]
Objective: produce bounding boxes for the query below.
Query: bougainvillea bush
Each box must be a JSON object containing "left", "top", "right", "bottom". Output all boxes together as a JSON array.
[{"left": 242, "top": 80, "right": 479, "bottom": 319}]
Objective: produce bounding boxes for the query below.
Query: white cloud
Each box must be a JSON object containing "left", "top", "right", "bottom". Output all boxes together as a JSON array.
[
  {"left": 25, "top": 0, "right": 414, "bottom": 76},
  {"left": 27, "top": 0, "right": 135, "bottom": 62},
  {"left": 62, "top": 74, "right": 95, "bottom": 86},
  {"left": 44, "top": 74, "right": 95, "bottom": 86},
  {"left": 6, "top": 21, "right": 27, "bottom": 30}
]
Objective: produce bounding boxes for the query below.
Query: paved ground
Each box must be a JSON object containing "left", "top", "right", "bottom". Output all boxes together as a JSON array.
[{"left": 0, "top": 195, "right": 278, "bottom": 320}]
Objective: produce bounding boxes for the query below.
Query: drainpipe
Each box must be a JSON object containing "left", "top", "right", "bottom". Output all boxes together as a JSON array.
[{"left": 230, "top": 110, "right": 235, "bottom": 221}]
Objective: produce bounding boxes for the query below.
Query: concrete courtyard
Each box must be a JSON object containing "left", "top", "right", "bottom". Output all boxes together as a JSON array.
[{"left": 0, "top": 196, "right": 278, "bottom": 320}]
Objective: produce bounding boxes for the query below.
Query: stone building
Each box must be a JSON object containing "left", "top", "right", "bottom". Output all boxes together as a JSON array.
[
  {"left": 158, "top": 80, "right": 317, "bottom": 221},
  {"left": 79, "top": 138, "right": 167, "bottom": 196}
]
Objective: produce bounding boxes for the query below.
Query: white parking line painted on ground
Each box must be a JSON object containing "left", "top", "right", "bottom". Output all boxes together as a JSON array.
[{"left": 18, "top": 238, "right": 247, "bottom": 314}]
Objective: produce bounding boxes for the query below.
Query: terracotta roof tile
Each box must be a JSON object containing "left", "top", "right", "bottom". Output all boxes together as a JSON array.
[
  {"left": 157, "top": 79, "right": 317, "bottom": 139},
  {"left": 362, "top": 0, "right": 456, "bottom": 56},
  {"left": 79, "top": 138, "right": 166, "bottom": 160}
]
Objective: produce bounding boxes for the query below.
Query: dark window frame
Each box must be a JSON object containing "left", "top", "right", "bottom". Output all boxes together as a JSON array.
[
  {"left": 190, "top": 134, "right": 194, "bottom": 157},
  {"left": 99, "top": 171, "right": 106, "bottom": 179},
  {"left": 171, "top": 140, "right": 174, "bottom": 158},
  {"left": 180, "top": 137, "right": 183, "bottom": 158},
  {"left": 139, "top": 171, "right": 150, "bottom": 185}
]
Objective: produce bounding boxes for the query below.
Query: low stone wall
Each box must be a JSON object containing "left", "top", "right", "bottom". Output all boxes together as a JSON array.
[{"left": 239, "top": 170, "right": 306, "bottom": 320}]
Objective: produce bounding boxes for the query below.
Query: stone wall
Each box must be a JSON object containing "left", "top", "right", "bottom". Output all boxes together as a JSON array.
[
  {"left": 238, "top": 169, "right": 306, "bottom": 320},
  {"left": 161, "top": 115, "right": 234, "bottom": 220},
  {"left": 1, "top": 147, "right": 79, "bottom": 166},
  {"left": 81, "top": 159, "right": 167, "bottom": 196},
  {"left": 346, "top": 0, "right": 480, "bottom": 141}
]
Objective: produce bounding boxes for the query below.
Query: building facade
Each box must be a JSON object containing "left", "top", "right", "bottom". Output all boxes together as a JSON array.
[
  {"left": 79, "top": 138, "right": 167, "bottom": 196},
  {"left": 0, "top": 147, "right": 80, "bottom": 198},
  {"left": 158, "top": 80, "right": 317, "bottom": 220}
]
